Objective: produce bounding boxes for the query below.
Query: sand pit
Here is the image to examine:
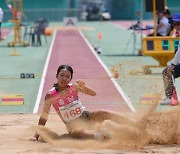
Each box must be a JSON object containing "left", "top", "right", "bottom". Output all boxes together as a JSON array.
[{"left": 1, "top": 105, "right": 180, "bottom": 153}]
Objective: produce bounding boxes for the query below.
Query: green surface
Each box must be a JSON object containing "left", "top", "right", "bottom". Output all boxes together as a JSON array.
[
  {"left": 0, "top": 21, "right": 179, "bottom": 113},
  {"left": 1, "top": 22, "right": 14, "bottom": 27},
  {"left": 0, "top": 28, "right": 52, "bottom": 113}
]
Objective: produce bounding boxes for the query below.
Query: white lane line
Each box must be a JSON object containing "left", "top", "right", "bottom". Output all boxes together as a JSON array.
[
  {"left": 33, "top": 30, "right": 57, "bottom": 113},
  {"left": 2, "top": 29, "right": 13, "bottom": 40},
  {"left": 79, "top": 30, "right": 136, "bottom": 113}
]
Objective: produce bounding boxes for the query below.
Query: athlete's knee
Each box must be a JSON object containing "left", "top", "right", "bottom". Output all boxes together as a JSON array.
[
  {"left": 90, "top": 110, "right": 111, "bottom": 121},
  {"left": 70, "top": 128, "right": 85, "bottom": 138}
]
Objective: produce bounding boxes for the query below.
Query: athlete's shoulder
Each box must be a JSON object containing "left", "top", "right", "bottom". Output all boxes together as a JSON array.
[
  {"left": 49, "top": 87, "right": 58, "bottom": 96},
  {"left": 68, "top": 83, "right": 75, "bottom": 89},
  {"left": 68, "top": 83, "right": 78, "bottom": 94}
]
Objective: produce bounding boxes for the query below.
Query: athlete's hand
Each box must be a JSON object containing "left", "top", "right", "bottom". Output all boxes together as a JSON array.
[
  {"left": 76, "top": 80, "right": 85, "bottom": 88},
  {"left": 29, "top": 137, "right": 38, "bottom": 142},
  {"left": 76, "top": 80, "right": 96, "bottom": 96},
  {"left": 29, "top": 134, "right": 39, "bottom": 142}
]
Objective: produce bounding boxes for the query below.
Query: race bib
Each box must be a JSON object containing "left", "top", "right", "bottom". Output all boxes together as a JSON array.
[{"left": 59, "top": 100, "right": 84, "bottom": 122}]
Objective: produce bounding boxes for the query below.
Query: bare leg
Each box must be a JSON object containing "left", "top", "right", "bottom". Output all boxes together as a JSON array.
[
  {"left": 70, "top": 127, "right": 109, "bottom": 140},
  {"left": 102, "top": 120, "right": 149, "bottom": 148},
  {"left": 70, "top": 127, "right": 94, "bottom": 139},
  {"left": 89, "top": 110, "right": 136, "bottom": 126}
]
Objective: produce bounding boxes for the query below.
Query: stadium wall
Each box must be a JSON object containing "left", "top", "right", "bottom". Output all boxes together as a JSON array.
[{"left": 0, "top": 0, "right": 179, "bottom": 22}]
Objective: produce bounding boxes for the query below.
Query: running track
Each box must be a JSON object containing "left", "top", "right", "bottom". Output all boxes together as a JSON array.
[
  {"left": 36, "top": 30, "right": 135, "bottom": 113},
  {"left": 0, "top": 28, "right": 13, "bottom": 39}
]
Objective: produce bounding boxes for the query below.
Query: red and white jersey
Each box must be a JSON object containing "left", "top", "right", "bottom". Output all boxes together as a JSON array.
[{"left": 49, "top": 84, "right": 85, "bottom": 123}]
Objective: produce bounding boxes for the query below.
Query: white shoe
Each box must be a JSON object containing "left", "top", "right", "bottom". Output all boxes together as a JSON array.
[
  {"left": 94, "top": 128, "right": 112, "bottom": 140},
  {"left": 162, "top": 96, "right": 168, "bottom": 101},
  {"left": 160, "top": 98, "right": 171, "bottom": 105},
  {"left": 99, "top": 128, "right": 112, "bottom": 140}
]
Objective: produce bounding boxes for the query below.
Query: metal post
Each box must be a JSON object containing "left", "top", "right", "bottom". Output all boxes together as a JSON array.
[
  {"left": 140, "top": 0, "right": 143, "bottom": 48},
  {"left": 153, "top": 0, "right": 157, "bottom": 36}
]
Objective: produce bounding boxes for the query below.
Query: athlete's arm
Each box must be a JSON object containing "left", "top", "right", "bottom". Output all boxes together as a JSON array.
[
  {"left": 33, "top": 93, "right": 52, "bottom": 140},
  {"left": 74, "top": 80, "right": 96, "bottom": 96}
]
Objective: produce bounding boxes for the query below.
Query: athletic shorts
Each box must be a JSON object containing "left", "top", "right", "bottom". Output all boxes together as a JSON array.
[
  {"left": 174, "top": 63, "right": 180, "bottom": 78},
  {"left": 79, "top": 110, "right": 91, "bottom": 120},
  {"left": 66, "top": 110, "right": 91, "bottom": 133}
]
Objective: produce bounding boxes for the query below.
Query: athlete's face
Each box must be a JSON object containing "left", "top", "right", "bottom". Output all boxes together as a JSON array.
[{"left": 57, "top": 69, "right": 72, "bottom": 87}]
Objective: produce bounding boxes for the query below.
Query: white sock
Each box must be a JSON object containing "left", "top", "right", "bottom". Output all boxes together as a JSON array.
[{"left": 93, "top": 131, "right": 103, "bottom": 140}]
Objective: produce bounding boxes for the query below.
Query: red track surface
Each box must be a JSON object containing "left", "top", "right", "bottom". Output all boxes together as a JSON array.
[
  {"left": 38, "top": 30, "right": 132, "bottom": 113},
  {"left": 1, "top": 28, "right": 12, "bottom": 39}
]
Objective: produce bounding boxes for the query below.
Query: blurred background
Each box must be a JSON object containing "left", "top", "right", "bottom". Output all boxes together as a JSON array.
[{"left": 0, "top": 0, "right": 180, "bottom": 22}]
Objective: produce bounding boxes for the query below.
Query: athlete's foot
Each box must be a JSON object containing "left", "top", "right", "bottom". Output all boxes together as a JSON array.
[
  {"left": 94, "top": 128, "right": 111, "bottom": 140},
  {"left": 100, "top": 128, "right": 112, "bottom": 140}
]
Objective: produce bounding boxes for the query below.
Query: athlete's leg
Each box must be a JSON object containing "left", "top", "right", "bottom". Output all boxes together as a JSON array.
[
  {"left": 70, "top": 127, "right": 94, "bottom": 139},
  {"left": 102, "top": 120, "right": 149, "bottom": 147},
  {"left": 70, "top": 127, "right": 110, "bottom": 140},
  {"left": 162, "top": 67, "right": 174, "bottom": 98},
  {"left": 89, "top": 109, "right": 136, "bottom": 126}
]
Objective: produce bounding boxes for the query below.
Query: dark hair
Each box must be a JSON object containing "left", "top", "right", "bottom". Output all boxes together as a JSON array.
[
  {"left": 56, "top": 64, "right": 73, "bottom": 79},
  {"left": 164, "top": 9, "right": 171, "bottom": 16},
  {"left": 54, "top": 65, "right": 73, "bottom": 88}
]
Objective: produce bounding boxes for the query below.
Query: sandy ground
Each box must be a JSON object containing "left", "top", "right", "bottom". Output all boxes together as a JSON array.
[
  {"left": 1, "top": 111, "right": 180, "bottom": 154},
  {"left": 1, "top": 22, "right": 180, "bottom": 154}
]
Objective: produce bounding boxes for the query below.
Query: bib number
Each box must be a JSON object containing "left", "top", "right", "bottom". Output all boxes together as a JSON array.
[{"left": 59, "top": 100, "right": 84, "bottom": 122}]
